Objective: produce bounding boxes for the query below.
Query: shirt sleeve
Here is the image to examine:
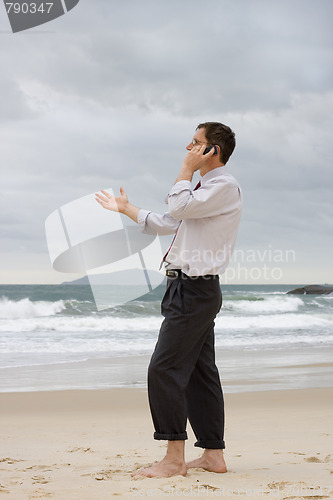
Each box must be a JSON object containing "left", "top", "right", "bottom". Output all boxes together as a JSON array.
[
  {"left": 167, "top": 179, "right": 242, "bottom": 220},
  {"left": 138, "top": 209, "right": 180, "bottom": 235}
]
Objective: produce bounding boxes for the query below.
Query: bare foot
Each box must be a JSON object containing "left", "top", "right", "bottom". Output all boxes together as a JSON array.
[
  {"left": 186, "top": 449, "right": 227, "bottom": 473},
  {"left": 132, "top": 457, "right": 187, "bottom": 478}
]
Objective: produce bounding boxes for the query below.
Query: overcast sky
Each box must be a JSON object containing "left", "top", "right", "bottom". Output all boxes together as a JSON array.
[{"left": 1, "top": 0, "right": 332, "bottom": 285}]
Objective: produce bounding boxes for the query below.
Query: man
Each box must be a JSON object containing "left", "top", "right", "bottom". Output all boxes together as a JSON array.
[{"left": 95, "top": 122, "right": 242, "bottom": 478}]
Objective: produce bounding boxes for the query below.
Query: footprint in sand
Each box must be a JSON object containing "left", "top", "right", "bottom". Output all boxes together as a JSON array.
[
  {"left": 200, "top": 484, "right": 220, "bottom": 492},
  {"left": 67, "top": 447, "right": 93, "bottom": 453},
  {"left": 267, "top": 481, "right": 292, "bottom": 489},
  {"left": 94, "top": 469, "right": 119, "bottom": 480},
  {"left": 0, "top": 457, "right": 24, "bottom": 464},
  {"left": 26, "top": 465, "right": 56, "bottom": 472},
  {"left": 304, "top": 456, "right": 324, "bottom": 463},
  {"left": 82, "top": 467, "right": 126, "bottom": 481},
  {"left": 32, "top": 475, "right": 49, "bottom": 485},
  {"left": 31, "top": 488, "right": 53, "bottom": 498}
]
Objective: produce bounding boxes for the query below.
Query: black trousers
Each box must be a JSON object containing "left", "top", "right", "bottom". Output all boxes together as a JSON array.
[{"left": 147, "top": 272, "right": 225, "bottom": 449}]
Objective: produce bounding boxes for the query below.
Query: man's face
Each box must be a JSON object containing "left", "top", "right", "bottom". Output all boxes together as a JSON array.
[{"left": 186, "top": 128, "right": 208, "bottom": 151}]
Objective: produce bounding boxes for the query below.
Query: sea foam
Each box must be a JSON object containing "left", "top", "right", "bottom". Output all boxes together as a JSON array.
[
  {"left": 223, "top": 296, "right": 304, "bottom": 314},
  {"left": 0, "top": 296, "right": 65, "bottom": 320}
]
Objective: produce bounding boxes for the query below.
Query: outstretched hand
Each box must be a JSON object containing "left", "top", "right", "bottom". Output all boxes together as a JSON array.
[
  {"left": 95, "top": 187, "right": 128, "bottom": 214},
  {"left": 95, "top": 187, "right": 140, "bottom": 223}
]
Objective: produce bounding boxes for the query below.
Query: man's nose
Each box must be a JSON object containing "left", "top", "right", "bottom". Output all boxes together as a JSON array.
[{"left": 186, "top": 142, "right": 193, "bottom": 151}]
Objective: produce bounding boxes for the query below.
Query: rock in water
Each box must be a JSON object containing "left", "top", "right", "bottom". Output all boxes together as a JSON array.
[{"left": 287, "top": 285, "right": 333, "bottom": 295}]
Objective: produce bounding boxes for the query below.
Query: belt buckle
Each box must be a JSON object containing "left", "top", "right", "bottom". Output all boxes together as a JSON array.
[{"left": 166, "top": 270, "right": 179, "bottom": 278}]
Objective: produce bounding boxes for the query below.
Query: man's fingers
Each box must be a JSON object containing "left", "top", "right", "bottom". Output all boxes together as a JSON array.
[
  {"left": 95, "top": 192, "right": 113, "bottom": 206},
  {"left": 95, "top": 193, "right": 107, "bottom": 202},
  {"left": 95, "top": 196, "right": 106, "bottom": 205},
  {"left": 101, "top": 189, "right": 111, "bottom": 198}
]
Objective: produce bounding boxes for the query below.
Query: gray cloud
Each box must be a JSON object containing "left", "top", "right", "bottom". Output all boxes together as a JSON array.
[
  {"left": 0, "top": 76, "right": 36, "bottom": 121},
  {"left": 3, "top": 0, "right": 333, "bottom": 115}
]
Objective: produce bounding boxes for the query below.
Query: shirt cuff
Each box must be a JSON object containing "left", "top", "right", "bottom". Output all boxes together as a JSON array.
[{"left": 137, "top": 209, "right": 150, "bottom": 232}]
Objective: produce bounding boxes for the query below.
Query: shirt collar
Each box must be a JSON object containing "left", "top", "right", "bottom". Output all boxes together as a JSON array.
[{"left": 200, "top": 166, "right": 228, "bottom": 186}]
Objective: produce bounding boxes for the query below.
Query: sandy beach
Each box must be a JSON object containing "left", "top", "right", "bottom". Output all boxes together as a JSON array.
[{"left": 1, "top": 387, "right": 332, "bottom": 499}]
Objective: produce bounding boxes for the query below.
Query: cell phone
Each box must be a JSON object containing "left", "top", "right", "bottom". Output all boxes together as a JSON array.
[{"left": 204, "top": 145, "right": 218, "bottom": 155}]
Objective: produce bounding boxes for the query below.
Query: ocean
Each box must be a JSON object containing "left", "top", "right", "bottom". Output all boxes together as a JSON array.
[{"left": 0, "top": 284, "right": 332, "bottom": 393}]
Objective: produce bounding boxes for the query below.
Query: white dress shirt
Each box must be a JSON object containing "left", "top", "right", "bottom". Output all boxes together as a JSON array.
[{"left": 137, "top": 166, "right": 242, "bottom": 276}]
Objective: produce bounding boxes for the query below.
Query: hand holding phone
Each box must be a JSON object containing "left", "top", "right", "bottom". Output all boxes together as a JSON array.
[{"left": 204, "top": 145, "right": 218, "bottom": 155}]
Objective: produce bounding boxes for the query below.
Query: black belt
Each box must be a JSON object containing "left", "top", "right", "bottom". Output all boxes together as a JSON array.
[{"left": 165, "top": 269, "right": 218, "bottom": 279}]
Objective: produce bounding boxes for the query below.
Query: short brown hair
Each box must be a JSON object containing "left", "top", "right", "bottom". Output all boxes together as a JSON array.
[{"left": 197, "top": 122, "right": 236, "bottom": 164}]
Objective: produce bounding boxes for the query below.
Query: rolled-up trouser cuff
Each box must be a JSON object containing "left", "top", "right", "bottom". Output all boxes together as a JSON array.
[
  {"left": 154, "top": 431, "right": 188, "bottom": 441},
  {"left": 195, "top": 439, "right": 225, "bottom": 449}
]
